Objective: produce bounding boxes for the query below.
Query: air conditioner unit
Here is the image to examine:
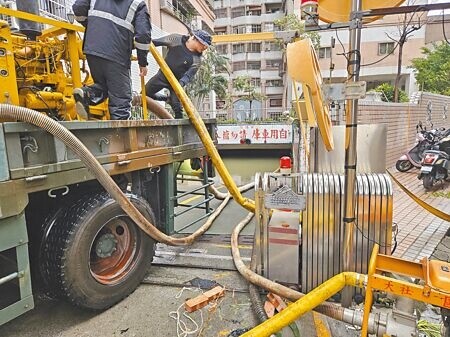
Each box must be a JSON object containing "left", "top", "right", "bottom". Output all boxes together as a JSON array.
[{"left": 0, "top": 1, "right": 18, "bottom": 30}]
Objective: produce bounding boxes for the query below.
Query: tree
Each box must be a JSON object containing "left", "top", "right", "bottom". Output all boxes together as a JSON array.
[
  {"left": 386, "top": 0, "right": 426, "bottom": 102},
  {"left": 185, "top": 46, "right": 229, "bottom": 111},
  {"left": 410, "top": 43, "right": 450, "bottom": 96},
  {"left": 233, "top": 76, "right": 266, "bottom": 119},
  {"left": 274, "top": 14, "right": 320, "bottom": 49},
  {"left": 374, "top": 83, "right": 409, "bottom": 102}
]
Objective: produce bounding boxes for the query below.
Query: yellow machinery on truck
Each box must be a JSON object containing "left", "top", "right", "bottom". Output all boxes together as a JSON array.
[{"left": 0, "top": 2, "right": 113, "bottom": 120}]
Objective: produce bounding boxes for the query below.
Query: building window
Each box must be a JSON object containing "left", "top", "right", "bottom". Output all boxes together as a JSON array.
[
  {"left": 251, "top": 24, "right": 261, "bottom": 33},
  {"left": 318, "top": 47, "right": 332, "bottom": 59},
  {"left": 233, "top": 61, "right": 246, "bottom": 71},
  {"left": 265, "top": 41, "right": 281, "bottom": 51},
  {"left": 232, "top": 43, "right": 246, "bottom": 54},
  {"left": 265, "top": 5, "right": 281, "bottom": 14},
  {"left": 250, "top": 78, "right": 261, "bottom": 87},
  {"left": 246, "top": 6, "right": 261, "bottom": 16},
  {"left": 214, "top": 27, "right": 227, "bottom": 35},
  {"left": 266, "top": 80, "right": 283, "bottom": 87},
  {"left": 247, "top": 61, "right": 261, "bottom": 70},
  {"left": 216, "top": 44, "right": 228, "bottom": 55},
  {"left": 216, "top": 100, "right": 226, "bottom": 109},
  {"left": 233, "top": 25, "right": 247, "bottom": 34},
  {"left": 247, "top": 43, "right": 261, "bottom": 53},
  {"left": 378, "top": 42, "right": 395, "bottom": 55},
  {"left": 39, "top": 0, "right": 67, "bottom": 20},
  {"left": 214, "top": 8, "right": 227, "bottom": 18},
  {"left": 266, "top": 59, "right": 282, "bottom": 69},
  {"left": 231, "top": 6, "right": 246, "bottom": 19},
  {"left": 270, "top": 98, "right": 283, "bottom": 107},
  {"left": 264, "top": 22, "right": 274, "bottom": 32}
]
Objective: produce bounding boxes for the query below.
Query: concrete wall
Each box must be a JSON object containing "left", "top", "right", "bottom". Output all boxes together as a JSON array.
[{"left": 345, "top": 92, "right": 450, "bottom": 167}]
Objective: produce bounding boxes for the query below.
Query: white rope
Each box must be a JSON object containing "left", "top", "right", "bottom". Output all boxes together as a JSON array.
[
  {"left": 175, "top": 287, "right": 200, "bottom": 299},
  {"left": 169, "top": 303, "right": 204, "bottom": 337},
  {"left": 170, "top": 287, "right": 204, "bottom": 337}
]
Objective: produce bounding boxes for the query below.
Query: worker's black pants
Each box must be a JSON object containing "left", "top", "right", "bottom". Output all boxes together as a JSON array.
[
  {"left": 86, "top": 55, "right": 132, "bottom": 120},
  {"left": 145, "top": 75, "right": 183, "bottom": 119}
]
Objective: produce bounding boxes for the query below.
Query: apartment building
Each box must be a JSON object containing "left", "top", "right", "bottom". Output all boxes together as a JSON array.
[
  {"left": 213, "top": 0, "right": 292, "bottom": 121},
  {"left": 315, "top": 0, "right": 450, "bottom": 97}
]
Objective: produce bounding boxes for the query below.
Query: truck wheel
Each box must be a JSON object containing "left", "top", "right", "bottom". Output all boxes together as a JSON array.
[
  {"left": 395, "top": 160, "right": 413, "bottom": 172},
  {"left": 40, "top": 192, "right": 156, "bottom": 310},
  {"left": 423, "top": 175, "right": 434, "bottom": 190}
]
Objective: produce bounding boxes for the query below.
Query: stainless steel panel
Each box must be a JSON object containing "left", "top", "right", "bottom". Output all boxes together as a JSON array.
[
  {"left": 301, "top": 173, "right": 393, "bottom": 293},
  {"left": 310, "top": 124, "right": 387, "bottom": 174},
  {"left": 267, "top": 210, "right": 300, "bottom": 284},
  {"left": 256, "top": 173, "right": 305, "bottom": 284}
]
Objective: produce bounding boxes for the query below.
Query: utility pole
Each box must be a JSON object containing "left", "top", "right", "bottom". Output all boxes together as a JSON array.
[{"left": 342, "top": 0, "right": 362, "bottom": 308}]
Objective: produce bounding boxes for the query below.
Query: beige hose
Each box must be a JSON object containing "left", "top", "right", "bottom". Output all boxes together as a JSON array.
[
  {"left": 231, "top": 211, "right": 385, "bottom": 335},
  {"left": 0, "top": 104, "right": 222, "bottom": 246},
  {"left": 209, "top": 182, "right": 255, "bottom": 200}
]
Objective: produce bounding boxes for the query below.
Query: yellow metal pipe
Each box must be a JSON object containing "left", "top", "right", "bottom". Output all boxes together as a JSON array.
[
  {"left": 361, "top": 244, "right": 378, "bottom": 336},
  {"left": 149, "top": 44, "right": 255, "bottom": 213},
  {"left": 140, "top": 76, "right": 148, "bottom": 119},
  {"left": 241, "top": 272, "right": 365, "bottom": 337},
  {"left": 212, "top": 32, "right": 276, "bottom": 43},
  {"left": 67, "top": 31, "right": 82, "bottom": 89},
  {"left": 0, "top": 7, "right": 83, "bottom": 32}
]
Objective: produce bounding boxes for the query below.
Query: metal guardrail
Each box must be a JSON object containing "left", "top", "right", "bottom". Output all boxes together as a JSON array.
[
  {"left": 172, "top": 159, "right": 214, "bottom": 233},
  {"left": 39, "top": 0, "right": 67, "bottom": 21}
]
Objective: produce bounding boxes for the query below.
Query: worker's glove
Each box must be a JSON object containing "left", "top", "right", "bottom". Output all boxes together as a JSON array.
[{"left": 179, "top": 80, "right": 186, "bottom": 88}]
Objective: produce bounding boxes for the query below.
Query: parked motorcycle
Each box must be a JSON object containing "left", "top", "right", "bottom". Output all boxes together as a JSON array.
[
  {"left": 395, "top": 123, "right": 443, "bottom": 172},
  {"left": 418, "top": 132, "right": 450, "bottom": 189}
]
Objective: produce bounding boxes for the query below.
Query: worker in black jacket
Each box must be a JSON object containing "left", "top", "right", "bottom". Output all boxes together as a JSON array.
[
  {"left": 145, "top": 30, "right": 212, "bottom": 119},
  {"left": 72, "top": 0, "right": 152, "bottom": 120}
]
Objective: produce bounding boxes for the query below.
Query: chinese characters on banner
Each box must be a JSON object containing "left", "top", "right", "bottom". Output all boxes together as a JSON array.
[{"left": 216, "top": 125, "right": 293, "bottom": 145}]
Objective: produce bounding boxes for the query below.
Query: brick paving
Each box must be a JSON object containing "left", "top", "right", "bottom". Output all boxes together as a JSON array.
[{"left": 390, "top": 169, "right": 450, "bottom": 261}]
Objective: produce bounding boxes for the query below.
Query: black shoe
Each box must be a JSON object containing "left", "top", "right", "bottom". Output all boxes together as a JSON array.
[{"left": 73, "top": 87, "right": 90, "bottom": 119}]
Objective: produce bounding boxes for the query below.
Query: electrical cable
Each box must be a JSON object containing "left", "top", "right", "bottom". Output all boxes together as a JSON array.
[
  {"left": 326, "top": 6, "right": 427, "bottom": 69},
  {"left": 18, "top": 85, "right": 58, "bottom": 119},
  {"left": 442, "top": 10, "right": 450, "bottom": 44}
]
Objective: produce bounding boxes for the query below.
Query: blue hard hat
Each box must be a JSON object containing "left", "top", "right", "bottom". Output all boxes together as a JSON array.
[{"left": 193, "top": 30, "right": 212, "bottom": 46}]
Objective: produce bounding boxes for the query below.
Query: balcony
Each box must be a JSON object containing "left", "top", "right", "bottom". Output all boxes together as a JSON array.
[
  {"left": 160, "top": 0, "right": 195, "bottom": 28},
  {"left": 231, "top": 15, "right": 262, "bottom": 26},
  {"left": 264, "top": 86, "right": 284, "bottom": 95},
  {"left": 261, "top": 12, "right": 283, "bottom": 22},
  {"left": 208, "top": 107, "right": 289, "bottom": 123},
  {"left": 161, "top": 0, "right": 215, "bottom": 30},
  {"left": 215, "top": 16, "right": 231, "bottom": 26}
]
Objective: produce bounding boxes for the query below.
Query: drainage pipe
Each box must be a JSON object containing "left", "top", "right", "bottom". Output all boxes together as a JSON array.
[{"left": 0, "top": 104, "right": 225, "bottom": 246}]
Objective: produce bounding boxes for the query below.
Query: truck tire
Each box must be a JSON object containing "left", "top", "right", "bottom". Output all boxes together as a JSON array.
[{"left": 39, "top": 192, "right": 156, "bottom": 310}]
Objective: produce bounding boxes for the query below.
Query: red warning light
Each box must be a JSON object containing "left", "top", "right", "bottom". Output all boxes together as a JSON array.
[{"left": 280, "top": 156, "right": 292, "bottom": 174}]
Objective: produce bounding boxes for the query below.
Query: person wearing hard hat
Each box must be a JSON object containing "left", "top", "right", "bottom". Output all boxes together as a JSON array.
[{"left": 145, "top": 30, "right": 212, "bottom": 119}]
